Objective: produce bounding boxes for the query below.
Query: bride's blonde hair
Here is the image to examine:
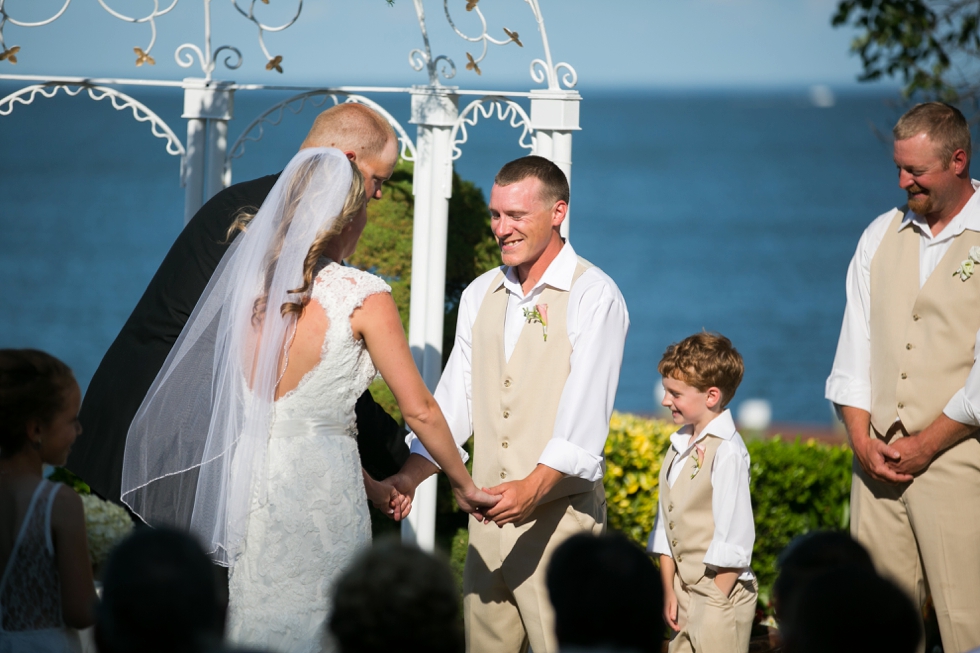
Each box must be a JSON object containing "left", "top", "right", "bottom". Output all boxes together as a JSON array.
[{"left": 226, "top": 158, "right": 367, "bottom": 325}]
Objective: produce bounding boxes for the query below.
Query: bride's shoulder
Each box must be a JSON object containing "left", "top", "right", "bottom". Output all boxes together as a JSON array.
[{"left": 313, "top": 262, "right": 391, "bottom": 303}]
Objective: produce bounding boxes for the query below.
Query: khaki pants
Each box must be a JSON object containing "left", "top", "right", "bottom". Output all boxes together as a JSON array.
[
  {"left": 463, "top": 493, "right": 605, "bottom": 653},
  {"left": 851, "top": 434, "right": 980, "bottom": 653},
  {"left": 668, "top": 572, "right": 757, "bottom": 653}
]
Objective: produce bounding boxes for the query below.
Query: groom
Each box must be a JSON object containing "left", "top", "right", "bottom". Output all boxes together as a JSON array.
[
  {"left": 396, "top": 156, "right": 629, "bottom": 653},
  {"left": 68, "top": 103, "right": 408, "bottom": 512}
]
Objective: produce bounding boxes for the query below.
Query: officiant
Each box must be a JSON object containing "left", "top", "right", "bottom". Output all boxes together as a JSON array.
[
  {"left": 68, "top": 103, "right": 408, "bottom": 508},
  {"left": 393, "top": 156, "right": 629, "bottom": 653}
]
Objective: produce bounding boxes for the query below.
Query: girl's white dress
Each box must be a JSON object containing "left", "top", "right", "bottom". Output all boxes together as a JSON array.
[
  {"left": 226, "top": 262, "right": 391, "bottom": 653},
  {"left": 0, "top": 479, "right": 82, "bottom": 653}
]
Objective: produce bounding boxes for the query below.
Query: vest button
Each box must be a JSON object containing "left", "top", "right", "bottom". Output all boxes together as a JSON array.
[
  {"left": 898, "top": 402, "right": 905, "bottom": 409},
  {"left": 677, "top": 554, "right": 683, "bottom": 562},
  {"left": 669, "top": 521, "right": 674, "bottom": 529},
  {"left": 906, "top": 343, "right": 913, "bottom": 350},
  {"left": 500, "top": 471, "right": 507, "bottom": 479},
  {"left": 668, "top": 503, "right": 674, "bottom": 512},
  {"left": 503, "top": 379, "right": 511, "bottom": 388},
  {"left": 501, "top": 441, "right": 508, "bottom": 449},
  {"left": 901, "top": 372, "right": 908, "bottom": 379},
  {"left": 671, "top": 539, "right": 678, "bottom": 547},
  {"left": 913, "top": 314, "right": 921, "bottom": 321},
  {"left": 503, "top": 411, "right": 510, "bottom": 419}
]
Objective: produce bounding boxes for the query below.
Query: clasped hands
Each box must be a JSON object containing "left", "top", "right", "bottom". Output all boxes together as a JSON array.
[{"left": 366, "top": 458, "right": 562, "bottom": 526}]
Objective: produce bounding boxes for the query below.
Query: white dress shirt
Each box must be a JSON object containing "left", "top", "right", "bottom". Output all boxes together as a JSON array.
[
  {"left": 648, "top": 409, "right": 755, "bottom": 580},
  {"left": 406, "top": 242, "right": 630, "bottom": 482},
  {"left": 825, "top": 182, "right": 980, "bottom": 427}
]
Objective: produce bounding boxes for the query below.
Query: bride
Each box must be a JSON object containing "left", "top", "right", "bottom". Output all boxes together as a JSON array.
[{"left": 120, "top": 147, "right": 497, "bottom": 653}]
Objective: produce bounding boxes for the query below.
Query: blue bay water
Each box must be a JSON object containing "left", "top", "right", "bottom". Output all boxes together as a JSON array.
[{"left": 0, "top": 84, "right": 905, "bottom": 425}]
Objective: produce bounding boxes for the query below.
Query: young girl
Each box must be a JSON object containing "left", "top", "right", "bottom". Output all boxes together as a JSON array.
[{"left": 0, "top": 349, "right": 97, "bottom": 652}]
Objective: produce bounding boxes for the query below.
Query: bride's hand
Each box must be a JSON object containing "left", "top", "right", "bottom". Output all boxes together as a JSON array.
[{"left": 453, "top": 484, "right": 500, "bottom": 521}]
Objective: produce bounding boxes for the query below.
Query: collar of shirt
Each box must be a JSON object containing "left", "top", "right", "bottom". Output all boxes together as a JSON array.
[
  {"left": 900, "top": 179, "right": 980, "bottom": 243},
  {"left": 668, "top": 409, "right": 738, "bottom": 456},
  {"left": 497, "top": 240, "right": 579, "bottom": 300}
]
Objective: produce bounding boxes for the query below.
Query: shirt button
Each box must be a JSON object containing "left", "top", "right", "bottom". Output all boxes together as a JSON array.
[
  {"left": 503, "top": 379, "right": 511, "bottom": 388},
  {"left": 501, "top": 441, "right": 508, "bottom": 449},
  {"left": 913, "top": 314, "right": 921, "bottom": 321},
  {"left": 901, "top": 372, "right": 908, "bottom": 379},
  {"left": 898, "top": 402, "right": 905, "bottom": 409},
  {"left": 500, "top": 471, "right": 507, "bottom": 479},
  {"left": 906, "top": 343, "right": 913, "bottom": 350},
  {"left": 503, "top": 411, "right": 510, "bottom": 419}
]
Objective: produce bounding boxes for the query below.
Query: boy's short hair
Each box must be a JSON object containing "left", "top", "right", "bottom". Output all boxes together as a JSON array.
[{"left": 658, "top": 332, "right": 744, "bottom": 407}]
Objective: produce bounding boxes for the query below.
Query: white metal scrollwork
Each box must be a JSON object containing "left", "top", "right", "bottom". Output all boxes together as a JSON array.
[
  {"left": 450, "top": 96, "right": 534, "bottom": 161},
  {"left": 0, "top": 0, "right": 72, "bottom": 62},
  {"left": 227, "top": 90, "right": 417, "bottom": 179},
  {"left": 0, "top": 82, "right": 186, "bottom": 176},
  {"left": 409, "top": 0, "right": 576, "bottom": 90},
  {"left": 231, "top": 0, "right": 302, "bottom": 74}
]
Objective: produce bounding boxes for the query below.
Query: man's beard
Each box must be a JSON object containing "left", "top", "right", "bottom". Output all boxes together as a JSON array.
[{"left": 907, "top": 186, "right": 933, "bottom": 215}]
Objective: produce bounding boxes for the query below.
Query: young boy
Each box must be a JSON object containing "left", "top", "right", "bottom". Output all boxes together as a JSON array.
[{"left": 648, "top": 332, "right": 757, "bottom": 653}]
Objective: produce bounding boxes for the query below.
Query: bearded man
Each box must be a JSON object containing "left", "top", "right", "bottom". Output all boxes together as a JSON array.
[{"left": 826, "top": 101, "right": 980, "bottom": 652}]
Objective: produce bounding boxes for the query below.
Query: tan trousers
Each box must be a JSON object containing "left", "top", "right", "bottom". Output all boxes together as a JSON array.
[
  {"left": 851, "top": 434, "right": 980, "bottom": 653},
  {"left": 668, "top": 572, "right": 757, "bottom": 653},
  {"left": 463, "top": 494, "right": 604, "bottom": 653}
]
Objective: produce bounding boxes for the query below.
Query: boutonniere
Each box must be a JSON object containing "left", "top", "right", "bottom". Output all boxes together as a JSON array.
[
  {"left": 953, "top": 246, "right": 980, "bottom": 281},
  {"left": 522, "top": 304, "right": 549, "bottom": 341},
  {"left": 690, "top": 443, "right": 706, "bottom": 479}
]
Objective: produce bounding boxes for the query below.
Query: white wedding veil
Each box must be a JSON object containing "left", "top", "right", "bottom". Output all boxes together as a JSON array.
[{"left": 121, "top": 147, "right": 355, "bottom": 566}]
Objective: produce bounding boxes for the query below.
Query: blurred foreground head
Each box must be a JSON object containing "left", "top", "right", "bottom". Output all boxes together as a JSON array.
[
  {"left": 783, "top": 566, "right": 921, "bottom": 653},
  {"left": 96, "top": 528, "right": 224, "bottom": 653},
  {"left": 773, "top": 530, "right": 875, "bottom": 631},
  {"left": 546, "top": 532, "right": 662, "bottom": 653},
  {"left": 328, "top": 538, "right": 462, "bottom": 653}
]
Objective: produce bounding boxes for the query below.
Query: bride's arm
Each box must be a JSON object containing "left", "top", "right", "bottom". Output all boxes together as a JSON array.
[{"left": 351, "top": 292, "right": 495, "bottom": 513}]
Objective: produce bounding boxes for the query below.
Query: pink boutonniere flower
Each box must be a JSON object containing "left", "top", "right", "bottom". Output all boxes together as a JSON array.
[
  {"left": 522, "top": 303, "right": 549, "bottom": 341},
  {"left": 690, "top": 442, "right": 706, "bottom": 479}
]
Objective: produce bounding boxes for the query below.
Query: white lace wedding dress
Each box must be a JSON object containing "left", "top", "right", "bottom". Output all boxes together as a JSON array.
[{"left": 226, "top": 261, "right": 391, "bottom": 653}]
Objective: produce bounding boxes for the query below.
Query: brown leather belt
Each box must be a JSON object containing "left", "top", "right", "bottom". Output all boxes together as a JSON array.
[{"left": 873, "top": 421, "right": 909, "bottom": 445}]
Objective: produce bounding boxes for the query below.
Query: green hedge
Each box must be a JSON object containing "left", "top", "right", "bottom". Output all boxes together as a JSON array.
[{"left": 446, "top": 412, "right": 853, "bottom": 608}]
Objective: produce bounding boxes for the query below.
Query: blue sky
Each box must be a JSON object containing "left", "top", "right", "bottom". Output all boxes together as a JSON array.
[{"left": 0, "top": 0, "right": 890, "bottom": 91}]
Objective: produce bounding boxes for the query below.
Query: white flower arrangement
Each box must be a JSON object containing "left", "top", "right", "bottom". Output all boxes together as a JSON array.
[
  {"left": 80, "top": 493, "right": 133, "bottom": 569},
  {"left": 953, "top": 246, "right": 980, "bottom": 282}
]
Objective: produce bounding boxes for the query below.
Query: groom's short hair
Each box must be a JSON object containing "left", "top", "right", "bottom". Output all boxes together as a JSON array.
[{"left": 494, "top": 155, "right": 570, "bottom": 205}]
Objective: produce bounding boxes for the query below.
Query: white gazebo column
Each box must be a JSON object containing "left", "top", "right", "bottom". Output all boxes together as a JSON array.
[
  {"left": 402, "top": 85, "right": 459, "bottom": 551},
  {"left": 531, "top": 89, "right": 581, "bottom": 238},
  {"left": 182, "top": 79, "right": 235, "bottom": 224}
]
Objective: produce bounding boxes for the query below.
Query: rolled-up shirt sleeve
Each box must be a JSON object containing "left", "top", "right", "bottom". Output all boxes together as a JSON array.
[
  {"left": 943, "top": 328, "right": 980, "bottom": 427},
  {"left": 704, "top": 441, "right": 754, "bottom": 570},
  {"left": 538, "top": 272, "right": 629, "bottom": 482},
  {"left": 825, "top": 224, "right": 877, "bottom": 412}
]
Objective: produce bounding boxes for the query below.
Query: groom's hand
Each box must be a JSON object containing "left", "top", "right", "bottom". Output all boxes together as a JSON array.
[{"left": 482, "top": 465, "right": 563, "bottom": 526}]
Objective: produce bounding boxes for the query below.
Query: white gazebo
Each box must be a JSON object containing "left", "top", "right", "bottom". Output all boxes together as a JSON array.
[{"left": 0, "top": 0, "right": 581, "bottom": 550}]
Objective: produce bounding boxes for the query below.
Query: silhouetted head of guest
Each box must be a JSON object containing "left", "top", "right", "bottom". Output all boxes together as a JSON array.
[
  {"left": 546, "top": 532, "right": 663, "bottom": 653},
  {"left": 773, "top": 530, "right": 875, "bottom": 633},
  {"left": 96, "top": 527, "right": 224, "bottom": 653},
  {"left": 328, "top": 538, "right": 463, "bottom": 653},
  {"left": 783, "top": 566, "right": 921, "bottom": 653}
]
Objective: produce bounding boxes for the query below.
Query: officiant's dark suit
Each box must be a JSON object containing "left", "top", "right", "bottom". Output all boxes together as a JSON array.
[{"left": 68, "top": 173, "right": 408, "bottom": 504}]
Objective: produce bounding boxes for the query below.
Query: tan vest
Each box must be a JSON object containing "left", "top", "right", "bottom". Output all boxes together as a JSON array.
[
  {"left": 469, "top": 259, "right": 605, "bottom": 563},
  {"left": 658, "top": 435, "right": 724, "bottom": 586},
  {"left": 869, "top": 210, "right": 980, "bottom": 437}
]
